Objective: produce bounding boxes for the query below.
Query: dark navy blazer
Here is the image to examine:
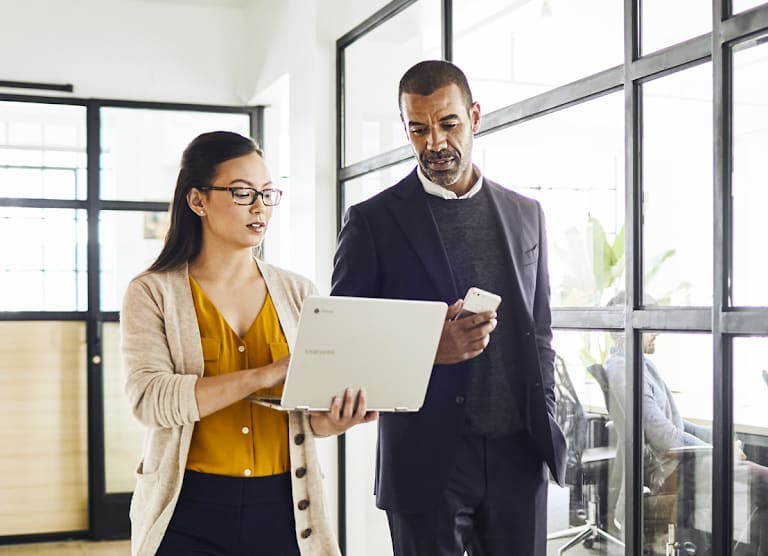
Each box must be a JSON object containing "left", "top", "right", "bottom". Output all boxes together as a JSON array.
[{"left": 330, "top": 169, "right": 566, "bottom": 513}]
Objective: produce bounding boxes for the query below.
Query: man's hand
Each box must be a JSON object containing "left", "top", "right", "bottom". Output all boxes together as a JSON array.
[
  {"left": 434, "top": 300, "right": 497, "bottom": 365},
  {"left": 309, "top": 388, "right": 379, "bottom": 437}
]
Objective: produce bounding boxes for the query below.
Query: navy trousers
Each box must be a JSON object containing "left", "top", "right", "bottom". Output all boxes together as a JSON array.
[
  {"left": 156, "top": 470, "right": 300, "bottom": 556},
  {"left": 386, "top": 431, "right": 549, "bottom": 556}
]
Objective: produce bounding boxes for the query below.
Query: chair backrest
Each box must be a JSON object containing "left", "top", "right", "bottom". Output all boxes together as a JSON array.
[
  {"left": 554, "top": 355, "right": 589, "bottom": 483},
  {"left": 587, "top": 362, "right": 626, "bottom": 528},
  {"left": 587, "top": 362, "right": 626, "bottom": 437}
]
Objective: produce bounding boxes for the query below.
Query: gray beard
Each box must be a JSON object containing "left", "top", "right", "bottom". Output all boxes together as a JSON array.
[
  {"left": 420, "top": 161, "right": 463, "bottom": 188},
  {"left": 424, "top": 170, "right": 460, "bottom": 187}
]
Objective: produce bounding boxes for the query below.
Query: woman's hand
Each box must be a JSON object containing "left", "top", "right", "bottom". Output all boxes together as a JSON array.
[
  {"left": 259, "top": 355, "right": 290, "bottom": 390},
  {"left": 308, "top": 388, "right": 378, "bottom": 437},
  {"left": 195, "top": 356, "right": 290, "bottom": 419}
]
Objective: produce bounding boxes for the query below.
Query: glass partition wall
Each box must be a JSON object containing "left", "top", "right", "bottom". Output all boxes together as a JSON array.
[
  {"left": 337, "top": 1, "right": 768, "bottom": 555},
  {"left": 0, "top": 96, "right": 257, "bottom": 543}
]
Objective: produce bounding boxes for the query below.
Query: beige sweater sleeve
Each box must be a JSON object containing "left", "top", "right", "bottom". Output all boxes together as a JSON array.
[{"left": 122, "top": 276, "right": 200, "bottom": 429}]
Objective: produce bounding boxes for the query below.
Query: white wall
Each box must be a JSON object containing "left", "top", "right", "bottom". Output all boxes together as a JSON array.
[
  {"left": 244, "top": 0, "right": 390, "bottom": 292},
  {"left": 0, "top": 0, "right": 248, "bottom": 105}
]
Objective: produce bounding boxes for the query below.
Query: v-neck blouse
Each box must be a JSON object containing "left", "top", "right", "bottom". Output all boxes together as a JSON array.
[{"left": 185, "top": 277, "right": 290, "bottom": 477}]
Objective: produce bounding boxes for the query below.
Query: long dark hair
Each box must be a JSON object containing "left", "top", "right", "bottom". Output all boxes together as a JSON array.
[{"left": 148, "top": 131, "right": 262, "bottom": 272}]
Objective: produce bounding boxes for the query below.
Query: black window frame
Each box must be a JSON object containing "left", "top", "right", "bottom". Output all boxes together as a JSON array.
[
  {"left": 0, "top": 91, "right": 262, "bottom": 544},
  {"left": 335, "top": 1, "right": 768, "bottom": 554}
]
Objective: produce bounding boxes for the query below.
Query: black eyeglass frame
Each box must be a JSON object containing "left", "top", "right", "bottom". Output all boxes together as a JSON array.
[{"left": 197, "top": 186, "right": 284, "bottom": 206}]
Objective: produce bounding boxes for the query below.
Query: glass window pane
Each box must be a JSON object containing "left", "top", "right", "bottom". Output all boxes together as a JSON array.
[
  {"left": 343, "top": 0, "right": 442, "bottom": 166},
  {"left": 628, "top": 332, "right": 712, "bottom": 554},
  {"left": 453, "top": 0, "right": 623, "bottom": 112},
  {"left": 642, "top": 63, "right": 712, "bottom": 306},
  {"left": 0, "top": 322, "right": 88, "bottom": 535},
  {"left": 0, "top": 208, "right": 87, "bottom": 311},
  {"left": 100, "top": 108, "right": 250, "bottom": 202},
  {"left": 103, "top": 322, "right": 144, "bottom": 493},
  {"left": 547, "top": 329, "right": 624, "bottom": 556},
  {"left": 342, "top": 160, "right": 414, "bottom": 213},
  {"left": 642, "top": 1, "right": 711, "bottom": 55},
  {"left": 474, "top": 93, "right": 625, "bottom": 308},
  {"left": 732, "top": 0, "right": 767, "bottom": 13},
  {"left": 100, "top": 210, "right": 168, "bottom": 312},
  {"left": 733, "top": 337, "right": 768, "bottom": 551},
  {"left": 0, "top": 101, "right": 86, "bottom": 200},
  {"left": 732, "top": 36, "right": 768, "bottom": 306}
]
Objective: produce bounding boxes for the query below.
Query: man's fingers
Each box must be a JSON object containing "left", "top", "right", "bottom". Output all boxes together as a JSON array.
[
  {"left": 458, "top": 348, "right": 484, "bottom": 362},
  {"left": 458, "top": 313, "right": 497, "bottom": 331},
  {"left": 459, "top": 322, "right": 496, "bottom": 345},
  {"left": 445, "top": 299, "right": 464, "bottom": 321},
  {"left": 443, "top": 322, "right": 492, "bottom": 352}
]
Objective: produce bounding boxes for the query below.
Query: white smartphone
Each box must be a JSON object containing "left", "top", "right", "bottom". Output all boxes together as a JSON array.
[{"left": 456, "top": 287, "right": 501, "bottom": 320}]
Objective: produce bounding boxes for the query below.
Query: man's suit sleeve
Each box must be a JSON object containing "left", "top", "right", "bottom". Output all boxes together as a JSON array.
[
  {"left": 331, "top": 205, "right": 380, "bottom": 297},
  {"left": 533, "top": 201, "right": 557, "bottom": 418},
  {"left": 532, "top": 201, "right": 567, "bottom": 484}
]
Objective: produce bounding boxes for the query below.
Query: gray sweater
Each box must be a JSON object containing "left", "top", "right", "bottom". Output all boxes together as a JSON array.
[{"left": 427, "top": 188, "right": 525, "bottom": 436}]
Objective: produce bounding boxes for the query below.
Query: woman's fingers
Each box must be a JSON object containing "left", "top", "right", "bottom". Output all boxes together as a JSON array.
[
  {"left": 340, "top": 388, "right": 356, "bottom": 419},
  {"left": 328, "top": 395, "right": 342, "bottom": 419},
  {"left": 354, "top": 389, "right": 368, "bottom": 419}
]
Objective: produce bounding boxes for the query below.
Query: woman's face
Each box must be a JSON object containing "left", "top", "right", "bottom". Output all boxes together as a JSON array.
[{"left": 190, "top": 152, "right": 275, "bottom": 251}]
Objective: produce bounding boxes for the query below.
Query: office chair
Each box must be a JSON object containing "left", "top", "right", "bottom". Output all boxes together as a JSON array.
[
  {"left": 589, "top": 362, "right": 712, "bottom": 555},
  {"left": 547, "top": 357, "right": 624, "bottom": 554}
]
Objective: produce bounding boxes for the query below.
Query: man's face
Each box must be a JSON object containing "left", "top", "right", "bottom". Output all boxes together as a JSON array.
[{"left": 399, "top": 83, "right": 481, "bottom": 195}]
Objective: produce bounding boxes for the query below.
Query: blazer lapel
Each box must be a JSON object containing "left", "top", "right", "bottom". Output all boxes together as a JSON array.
[
  {"left": 485, "top": 181, "right": 534, "bottom": 316},
  {"left": 389, "top": 171, "right": 459, "bottom": 303}
]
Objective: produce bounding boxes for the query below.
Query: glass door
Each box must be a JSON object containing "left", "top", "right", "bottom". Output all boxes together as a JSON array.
[{"left": 91, "top": 105, "right": 253, "bottom": 538}]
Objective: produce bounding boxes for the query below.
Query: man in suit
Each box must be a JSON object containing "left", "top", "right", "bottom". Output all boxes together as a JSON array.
[{"left": 331, "top": 60, "right": 566, "bottom": 555}]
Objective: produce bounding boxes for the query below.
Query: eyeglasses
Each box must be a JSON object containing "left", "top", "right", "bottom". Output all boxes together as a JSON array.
[{"left": 198, "top": 186, "right": 283, "bottom": 206}]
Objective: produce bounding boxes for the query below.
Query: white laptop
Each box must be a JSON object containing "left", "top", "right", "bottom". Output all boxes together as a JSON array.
[{"left": 249, "top": 296, "right": 447, "bottom": 412}]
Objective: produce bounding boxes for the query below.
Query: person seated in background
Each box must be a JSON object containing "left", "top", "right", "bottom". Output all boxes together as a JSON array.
[{"left": 604, "top": 292, "right": 768, "bottom": 555}]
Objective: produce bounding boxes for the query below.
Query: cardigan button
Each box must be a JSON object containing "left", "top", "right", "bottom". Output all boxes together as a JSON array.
[
  {"left": 455, "top": 396, "right": 465, "bottom": 405},
  {"left": 298, "top": 499, "right": 310, "bottom": 510},
  {"left": 300, "top": 528, "right": 312, "bottom": 539},
  {"left": 294, "top": 433, "right": 305, "bottom": 445},
  {"left": 295, "top": 466, "right": 307, "bottom": 478}
]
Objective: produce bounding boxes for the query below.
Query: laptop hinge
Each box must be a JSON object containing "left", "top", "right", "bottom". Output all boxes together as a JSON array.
[
  {"left": 394, "top": 407, "right": 409, "bottom": 412},
  {"left": 295, "top": 405, "right": 310, "bottom": 412}
]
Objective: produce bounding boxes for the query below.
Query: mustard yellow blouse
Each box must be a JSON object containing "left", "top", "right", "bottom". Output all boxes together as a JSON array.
[{"left": 186, "top": 277, "right": 290, "bottom": 477}]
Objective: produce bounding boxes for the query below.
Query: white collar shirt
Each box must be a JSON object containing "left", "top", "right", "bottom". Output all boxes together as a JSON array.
[{"left": 416, "top": 164, "right": 483, "bottom": 200}]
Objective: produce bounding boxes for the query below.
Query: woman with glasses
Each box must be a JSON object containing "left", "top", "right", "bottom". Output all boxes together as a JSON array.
[{"left": 121, "top": 131, "right": 376, "bottom": 556}]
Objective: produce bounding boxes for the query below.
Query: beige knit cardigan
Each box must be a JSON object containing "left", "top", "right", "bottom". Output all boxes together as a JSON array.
[{"left": 121, "top": 258, "right": 340, "bottom": 556}]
